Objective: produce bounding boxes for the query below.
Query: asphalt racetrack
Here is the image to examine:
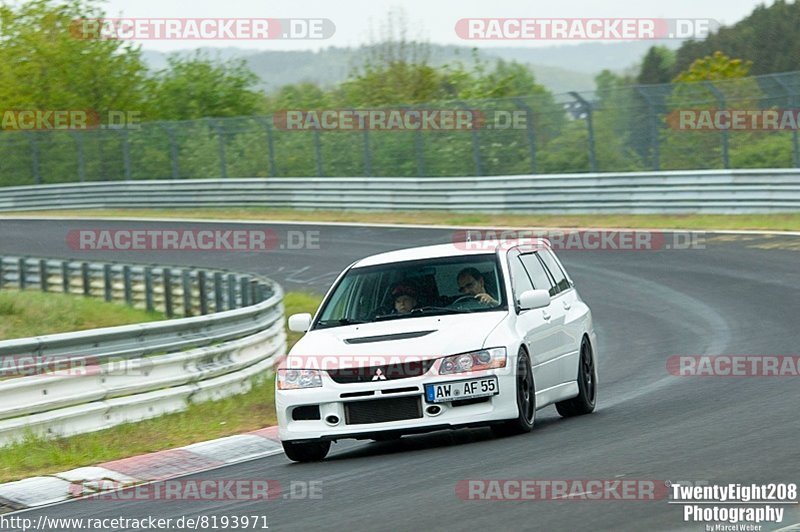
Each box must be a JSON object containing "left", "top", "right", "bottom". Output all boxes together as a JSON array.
[{"left": 1, "top": 218, "right": 799, "bottom": 531}]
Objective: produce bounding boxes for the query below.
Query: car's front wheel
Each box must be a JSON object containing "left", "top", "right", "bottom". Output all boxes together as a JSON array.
[
  {"left": 282, "top": 440, "right": 331, "bottom": 462},
  {"left": 491, "top": 349, "right": 535, "bottom": 437},
  {"left": 555, "top": 337, "right": 597, "bottom": 417}
]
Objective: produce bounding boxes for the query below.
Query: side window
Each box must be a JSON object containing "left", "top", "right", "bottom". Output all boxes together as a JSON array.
[
  {"left": 519, "top": 253, "right": 555, "bottom": 295},
  {"left": 508, "top": 255, "right": 534, "bottom": 301},
  {"left": 538, "top": 250, "right": 571, "bottom": 294}
]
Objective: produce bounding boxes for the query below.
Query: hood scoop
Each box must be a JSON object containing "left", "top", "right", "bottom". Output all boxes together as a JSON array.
[{"left": 344, "top": 330, "right": 437, "bottom": 344}]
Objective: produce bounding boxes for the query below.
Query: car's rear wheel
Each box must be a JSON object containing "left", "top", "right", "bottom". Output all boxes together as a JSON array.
[
  {"left": 282, "top": 440, "right": 331, "bottom": 462},
  {"left": 556, "top": 337, "right": 597, "bottom": 417},
  {"left": 491, "top": 349, "right": 535, "bottom": 437}
]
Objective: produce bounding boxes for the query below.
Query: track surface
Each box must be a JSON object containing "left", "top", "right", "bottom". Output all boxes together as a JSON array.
[{"left": 1, "top": 218, "right": 799, "bottom": 531}]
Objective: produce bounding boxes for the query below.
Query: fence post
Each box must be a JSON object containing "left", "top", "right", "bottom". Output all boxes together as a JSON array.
[
  {"left": 568, "top": 92, "right": 598, "bottom": 173},
  {"left": 182, "top": 269, "right": 193, "bottom": 317},
  {"left": 456, "top": 101, "right": 483, "bottom": 176},
  {"left": 159, "top": 124, "right": 180, "bottom": 179},
  {"left": 29, "top": 133, "right": 42, "bottom": 185},
  {"left": 214, "top": 272, "right": 224, "bottom": 311},
  {"left": 144, "top": 267, "right": 154, "bottom": 312},
  {"left": 208, "top": 118, "right": 228, "bottom": 178},
  {"left": 704, "top": 81, "right": 730, "bottom": 169},
  {"left": 636, "top": 87, "right": 661, "bottom": 171},
  {"left": 70, "top": 132, "right": 86, "bottom": 182},
  {"left": 362, "top": 123, "right": 372, "bottom": 177},
  {"left": 81, "top": 262, "right": 90, "bottom": 295},
  {"left": 103, "top": 264, "right": 113, "bottom": 302},
  {"left": 39, "top": 259, "right": 48, "bottom": 292},
  {"left": 123, "top": 265, "right": 133, "bottom": 305},
  {"left": 163, "top": 268, "right": 174, "bottom": 317},
  {"left": 313, "top": 128, "right": 323, "bottom": 177},
  {"left": 121, "top": 129, "right": 132, "bottom": 180},
  {"left": 227, "top": 273, "right": 237, "bottom": 309},
  {"left": 0, "top": 257, "right": 4, "bottom": 289},
  {"left": 514, "top": 99, "right": 537, "bottom": 174},
  {"left": 257, "top": 117, "right": 278, "bottom": 176},
  {"left": 61, "top": 262, "right": 70, "bottom": 293},
  {"left": 240, "top": 276, "right": 250, "bottom": 306},
  {"left": 18, "top": 258, "right": 26, "bottom": 289},
  {"left": 773, "top": 75, "right": 800, "bottom": 168},
  {"left": 198, "top": 270, "right": 208, "bottom": 315}
]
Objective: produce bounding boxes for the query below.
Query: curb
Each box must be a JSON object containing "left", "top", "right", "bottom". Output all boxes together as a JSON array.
[{"left": 0, "top": 426, "right": 282, "bottom": 512}]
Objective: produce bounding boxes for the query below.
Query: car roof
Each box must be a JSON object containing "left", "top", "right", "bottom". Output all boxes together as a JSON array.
[{"left": 352, "top": 238, "right": 552, "bottom": 268}]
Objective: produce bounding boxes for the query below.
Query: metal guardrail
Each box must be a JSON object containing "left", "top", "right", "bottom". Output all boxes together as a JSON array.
[
  {"left": 0, "top": 255, "right": 286, "bottom": 446},
  {"left": 0, "top": 169, "right": 798, "bottom": 213}
]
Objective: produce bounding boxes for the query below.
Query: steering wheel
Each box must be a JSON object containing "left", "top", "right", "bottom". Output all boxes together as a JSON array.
[{"left": 450, "top": 294, "right": 485, "bottom": 310}]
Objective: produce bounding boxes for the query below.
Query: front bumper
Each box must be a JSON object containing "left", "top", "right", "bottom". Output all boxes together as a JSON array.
[{"left": 276, "top": 369, "right": 518, "bottom": 442}]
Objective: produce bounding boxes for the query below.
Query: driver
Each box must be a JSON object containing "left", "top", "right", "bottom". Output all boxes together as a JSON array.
[
  {"left": 456, "top": 267, "right": 499, "bottom": 306},
  {"left": 391, "top": 283, "right": 419, "bottom": 314}
]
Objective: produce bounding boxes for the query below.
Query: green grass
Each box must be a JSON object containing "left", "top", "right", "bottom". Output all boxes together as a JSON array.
[
  {"left": 5, "top": 208, "right": 800, "bottom": 231},
  {"left": 0, "top": 290, "right": 165, "bottom": 340},
  {"left": 0, "top": 290, "right": 321, "bottom": 483}
]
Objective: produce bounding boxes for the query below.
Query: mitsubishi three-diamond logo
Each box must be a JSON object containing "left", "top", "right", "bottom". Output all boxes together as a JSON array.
[{"left": 371, "top": 368, "right": 387, "bottom": 381}]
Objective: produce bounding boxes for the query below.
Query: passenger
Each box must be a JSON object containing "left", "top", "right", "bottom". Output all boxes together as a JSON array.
[{"left": 391, "top": 283, "right": 419, "bottom": 314}]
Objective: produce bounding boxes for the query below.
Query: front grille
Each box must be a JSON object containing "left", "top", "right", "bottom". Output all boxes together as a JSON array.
[
  {"left": 344, "top": 396, "right": 423, "bottom": 425},
  {"left": 328, "top": 360, "right": 435, "bottom": 384}
]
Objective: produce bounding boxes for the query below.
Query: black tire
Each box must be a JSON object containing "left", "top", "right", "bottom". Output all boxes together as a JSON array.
[
  {"left": 282, "top": 440, "right": 331, "bottom": 462},
  {"left": 491, "top": 349, "right": 535, "bottom": 437},
  {"left": 556, "top": 337, "right": 597, "bottom": 417}
]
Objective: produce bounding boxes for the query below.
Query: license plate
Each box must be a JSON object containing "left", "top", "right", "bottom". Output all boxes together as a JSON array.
[{"left": 424, "top": 376, "right": 499, "bottom": 404}]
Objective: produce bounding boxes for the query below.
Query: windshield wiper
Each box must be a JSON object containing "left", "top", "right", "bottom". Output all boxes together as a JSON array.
[
  {"left": 410, "top": 306, "right": 466, "bottom": 315},
  {"left": 316, "top": 318, "right": 369, "bottom": 328}
]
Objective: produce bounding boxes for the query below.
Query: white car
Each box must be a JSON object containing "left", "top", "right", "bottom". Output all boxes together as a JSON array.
[{"left": 276, "top": 239, "right": 598, "bottom": 462}]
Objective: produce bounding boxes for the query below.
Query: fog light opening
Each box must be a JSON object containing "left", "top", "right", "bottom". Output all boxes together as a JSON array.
[
  {"left": 426, "top": 405, "right": 442, "bottom": 416},
  {"left": 325, "top": 414, "right": 340, "bottom": 426}
]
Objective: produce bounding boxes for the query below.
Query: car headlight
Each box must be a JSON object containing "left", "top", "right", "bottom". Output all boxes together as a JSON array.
[
  {"left": 438, "top": 347, "right": 506, "bottom": 375},
  {"left": 277, "top": 369, "right": 323, "bottom": 390}
]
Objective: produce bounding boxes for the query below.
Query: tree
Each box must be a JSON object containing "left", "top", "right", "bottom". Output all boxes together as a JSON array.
[{"left": 637, "top": 46, "right": 675, "bottom": 85}]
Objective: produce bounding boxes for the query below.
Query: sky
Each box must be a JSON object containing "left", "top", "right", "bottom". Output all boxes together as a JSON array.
[{"left": 94, "top": 0, "right": 773, "bottom": 52}]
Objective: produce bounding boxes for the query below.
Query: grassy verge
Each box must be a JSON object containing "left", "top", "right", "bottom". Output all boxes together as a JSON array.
[
  {"left": 0, "top": 291, "right": 322, "bottom": 483},
  {"left": 4, "top": 208, "right": 800, "bottom": 231},
  {"left": 0, "top": 290, "right": 165, "bottom": 340}
]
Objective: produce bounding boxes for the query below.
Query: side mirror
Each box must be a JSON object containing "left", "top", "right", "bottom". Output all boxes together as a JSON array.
[
  {"left": 288, "top": 313, "right": 312, "bottom": 332},
  {"left": 518, "top": 289, "right": 551, "bottom": 311}
]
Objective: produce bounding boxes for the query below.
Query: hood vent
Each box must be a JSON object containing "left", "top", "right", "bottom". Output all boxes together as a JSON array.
[{"left": 344, "top": 330, "right": 436, "bottom": 344}]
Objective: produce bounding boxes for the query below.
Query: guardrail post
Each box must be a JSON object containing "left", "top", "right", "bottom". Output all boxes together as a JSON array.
[
  {"left": 568, "top": 92, "right": 598, "bottom": 173},
  {"left": 123, "top": 265, "right": 133, "bottom": 305},
  {"left": 61, "top": 261, "right": 70, "bottom": 293},
  {"left": 144, "top": 267, "right": 154, "bottom": 312},
  {"left": 704, "top": 82, "right": 730, "bottom": 169},
  {"left": 240, "top": 276, "right": 250, "bottom": 306},
  {"left": 182, "top": 269, "right": 193, "bottom": 317},
  {"left": 213, "top": 272, "right": 224, "bottom": 311},
  {"left": 514, "top": 99, "right": 537, "bottom": 174},
  {"left": 163, "top": 268, "right": 174, "bottom": 317},
  {"left": 18, "top": 258, "right": 26, "bottom": 289},
  {"left": 103, "top": 264, "right": 113, "bottom": 302},
  {"left": 227, "top": 273, "right": 237, "bottom": 309},
  {"left": 39, "top": 259, "right": 48, "bottom": 292},
  {"left": 198, "top": 270, "right": 208, "bottom": 315},
  {"left": 250, "top": 279, "right": 258, "bottom": 304},
  {"left": 81, "top": 262, "right": 90, "bottom": 295}
]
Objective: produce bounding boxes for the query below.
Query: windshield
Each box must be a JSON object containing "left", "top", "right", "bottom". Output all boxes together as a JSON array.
[{"left": 314, "top": 254, "right": 506, "bottom": 329}]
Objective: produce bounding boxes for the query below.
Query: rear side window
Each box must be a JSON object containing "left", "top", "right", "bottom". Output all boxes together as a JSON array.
[
  {"left": 509, "top": 255, "right": 534, "bottom": 300},
  {"left": 539, "top": 250, "right": 571, "bottom": 294},
  {"left": 519, "top": 253, "right": 554, "bottom": 294}
]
